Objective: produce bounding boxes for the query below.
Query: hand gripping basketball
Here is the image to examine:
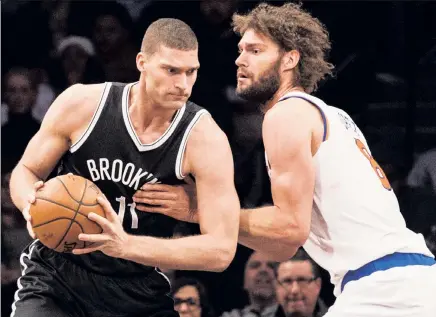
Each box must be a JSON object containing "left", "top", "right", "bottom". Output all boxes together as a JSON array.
[
  {"left": 22, "top": 180, "right": 45, "bottom": 239},
  {"left": 29, "top": 174, "right": 107, "bottom": 253},
  {"left": 73, "top": 196, "right": 130, "bottom": 258}
]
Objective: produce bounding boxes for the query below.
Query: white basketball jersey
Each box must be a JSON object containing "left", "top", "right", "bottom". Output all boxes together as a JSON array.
[{"left": 268, "top": 92, "right": 433, "bottom": 296}]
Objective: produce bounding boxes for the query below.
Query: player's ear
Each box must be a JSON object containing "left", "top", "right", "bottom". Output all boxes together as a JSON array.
[
  {"left": 136, "top": 52, "right": 147, "bottom": 73},
  {"left": 282, "top": 49, "right": 300, "bottom": 72}
]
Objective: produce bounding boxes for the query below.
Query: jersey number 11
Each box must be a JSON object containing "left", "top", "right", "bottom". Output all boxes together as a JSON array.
[{"left": 116, "top": 196, "right": 139, "bottom": 229}]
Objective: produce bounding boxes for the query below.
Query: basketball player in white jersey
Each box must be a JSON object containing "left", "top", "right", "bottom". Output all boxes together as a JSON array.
[{"left": 133, "top": 3, "right": 436, "bottom": 316}]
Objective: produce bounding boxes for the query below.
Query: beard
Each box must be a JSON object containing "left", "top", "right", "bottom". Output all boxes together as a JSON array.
[{"left": 236, "top": 58, "right": 281, "bottom": 106}]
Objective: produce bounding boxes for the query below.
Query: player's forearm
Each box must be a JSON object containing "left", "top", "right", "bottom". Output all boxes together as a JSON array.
[
  {"left": 122, "top": 233, "right": 235, "bottom": 272},
  {"left": 238, "top": 206, "right": 301, "bottom": 261},
  {"left": 9, "top": 164, "right": 42, "bottom": 212}
]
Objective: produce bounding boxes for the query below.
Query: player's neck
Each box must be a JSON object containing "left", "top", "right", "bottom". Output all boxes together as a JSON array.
[
  {"left": 129, "top": 83, "right": 177, "bottom": 132},
  {"left": 264, "top": 85, "right": 305, "bottom": 111}
]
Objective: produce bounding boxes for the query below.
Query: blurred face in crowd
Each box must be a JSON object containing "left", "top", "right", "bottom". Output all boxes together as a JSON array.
[
  {"left": 61, "top": 45, "right": 90, "bottom": 74},
  {"left": 93, "top": 15, "right": 126, "bottom": 54},
  {"left": 244, "top": 252, "right": 277, "bottom": 300},
  {"left": 1, "top": 173, "right": 14, "bottom": 211},
  {"left": 137, "top": 45, "right": 199, "bottom": 110},
  {"left": 275, "top": 260, "right": 321, "bottom": 317},
  {"left": 1, "top": 173, "right": 21, "bottom": 229},
  {"left": 425, "top": 225, "right": 436, "bottom": 255},
  {"left": 200, "top": 0, "right": 238, "bottom": 24},
  {"left": 174, "top": 285, "right": 202, "bottom": 317},
  {"left": 4, "top": 72, "right": 36, "bottom": 113},
  {"left": 235, "top": 29, "right": 283, "bottom": 105}
]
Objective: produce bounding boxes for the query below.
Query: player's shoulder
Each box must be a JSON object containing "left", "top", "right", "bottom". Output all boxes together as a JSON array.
[
  {"left": 68, "top": 82, "right": 107, "bottom": 104},
  {"left": 184, "top": 110, "right": 228, "bottom": 153},
  {"left": 42, "top": 83, "right": 108, "bottom": 131},
  {"left": 264, "top": 95, "right": 321, "bottom": 131},
  {"left": 54, "top": 83, "right": 107, "bottom": 111}
]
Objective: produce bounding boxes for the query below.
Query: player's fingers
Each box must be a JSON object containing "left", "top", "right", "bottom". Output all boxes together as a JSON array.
[
  {"left": 96, "top": 196, "right": 118, "bottom": 223},
  {"left": 26, "top": 221, "right": 36, "bottom": 239},
  {"left": 78, "top": 233, "right": 107, "bottom": 243},
  {"left": 34, "top": 180, "right": 44, "bottom": 190},
  {"left": 22, "top": 205, "right": 31, "bottom": 221},
  {"left": 133, "top": 189, "right": 176, "bottom": 202},
  {"left": 72, "top": 246, "right": 100, "bottom": 255},
  {"left": 132, "top": 196, "right": 168, "bottom": 207},
  {"left": 88, "top": 212, "right": 114, "bottom": 232},
  {"left": 136, "top": 204, "right": 167, "bottom": 214},
  {"left": 27, "top": 193, "right": 36, "bottom": 204},
  {"left": 140, "top": 183, "right": 173, "bottom": 192}
]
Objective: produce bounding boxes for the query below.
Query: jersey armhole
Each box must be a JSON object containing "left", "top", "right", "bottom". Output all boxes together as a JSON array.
[
  {"left": 70, "top": 82, "right": 112, "bottom": 153},
  {"left": 279, "top": 95, "right": 329, "bottom": 141},
  {"left": 175, "top": 109, "right": 210, "bottom": 180}
]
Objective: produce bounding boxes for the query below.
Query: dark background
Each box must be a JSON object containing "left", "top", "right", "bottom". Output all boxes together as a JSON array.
[{"left": 2, "top": 0, "right": 436, "bottom": 316}]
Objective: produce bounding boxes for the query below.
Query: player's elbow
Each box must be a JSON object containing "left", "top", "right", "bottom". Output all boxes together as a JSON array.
[
  {"left": 273, "top": 223, "right": 309, "bottom": 260},
  {"left": 267, "top": 247, "right": 299, "bottom": 262},
  {"left": 210, "top": 239, "right": 237, "bottom": 272},
  {"left": 291, "top": 224, "right": 310, "bottom": 246}
]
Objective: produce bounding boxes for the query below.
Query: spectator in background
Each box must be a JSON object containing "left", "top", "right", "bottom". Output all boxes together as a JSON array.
[
  {"left": 1, "top": 68, "right": 41, "bottom": 173},
  {"left": 172, "top": 277, "right": 216, "bottom": 317},
  {"left": 47, "top": 35, "right": 105, "bottom": 93},
  {"left": 1, "top": 172, "right": 32, "bottom": 317},
  {"left": 406, "top": 149, "right": 436, "bottom": 195},
  {"left": 1, "top": 67, "right": 55, "bottom": 126},
  {"left": 92, "top": 2, "right": 138, "bottom": 82},
  {"left": 274, "top": 249, "right": 328, "bottom": 317},
  {"left": 222, "top": 251, "right": 278, "bottom": 317}
]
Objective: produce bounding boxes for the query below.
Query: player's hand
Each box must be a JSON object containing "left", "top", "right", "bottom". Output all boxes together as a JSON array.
[
  {"left": 23, "top": 180, "right": 44, "bottom": 239},
  {"left": 133, "top": 183, "right": 199, "bottom": 223},
  {"left": 73, "top": 196, "right": 130, "bottom": 258}
]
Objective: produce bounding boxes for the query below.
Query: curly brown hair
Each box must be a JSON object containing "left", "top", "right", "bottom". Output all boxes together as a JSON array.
[{"left": 232, "top": 2, "right": 334, "bottom": 93}]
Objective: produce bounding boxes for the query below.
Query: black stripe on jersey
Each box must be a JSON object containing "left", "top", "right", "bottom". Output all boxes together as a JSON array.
[
  {"left": 175, "top": 109, "right": 210, "bottom": 179},
  {"left": 70, "top": 83, "right": 112, "bottom": 153},
  {"left": 121, "top": 82, "right": 187, "bottom": 152}
]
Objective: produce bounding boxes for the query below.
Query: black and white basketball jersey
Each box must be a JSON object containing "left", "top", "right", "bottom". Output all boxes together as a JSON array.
[{"left": 57, "top": 82, "right": 208, "bottom": 275}]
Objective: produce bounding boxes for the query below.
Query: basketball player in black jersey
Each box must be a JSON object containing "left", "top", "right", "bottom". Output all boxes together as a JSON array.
[{"left": 9, "top": 18, "right": 240, "bottom": 317}]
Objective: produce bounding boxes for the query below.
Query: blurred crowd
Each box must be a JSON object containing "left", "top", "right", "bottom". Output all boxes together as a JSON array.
[{"left": 2, "top": 0, "right": 436, "bottom": 316}]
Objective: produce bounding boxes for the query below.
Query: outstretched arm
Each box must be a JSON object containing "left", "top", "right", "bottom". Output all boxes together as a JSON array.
[
  {"left": 238, "top": 99, "right": 319, "bottom": 260},
  {"left": 132, "top": 99, "right": 322, "bottom": 261}
]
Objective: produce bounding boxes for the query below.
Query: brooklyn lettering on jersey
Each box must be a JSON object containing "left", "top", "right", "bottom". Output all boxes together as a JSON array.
[{"left": 86, "top": 158, "right": 160, "bottom": 189}]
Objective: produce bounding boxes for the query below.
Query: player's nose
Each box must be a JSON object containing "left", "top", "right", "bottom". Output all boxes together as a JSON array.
[
  {"left": 175, "top": 74, "right": 189, "bottom": 91},
  {"left": 235, "top": 53, "right": 247, "bottom": 68}
]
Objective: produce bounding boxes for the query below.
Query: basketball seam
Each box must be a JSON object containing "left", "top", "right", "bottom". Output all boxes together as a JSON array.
[
  {"left": 33, "top": 217, "right": 85, "bottom": 232},
  {"left": 56, "top": 177, "right": 100, "bottom": 206},
  {"left": 53, "top": 180, "right": 88, "bottom": 250},
  {"left": 35, "top": 197, "right": 93, "bottom": 219}
]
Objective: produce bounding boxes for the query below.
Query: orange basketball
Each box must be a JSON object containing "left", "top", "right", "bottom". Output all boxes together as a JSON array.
[{"left": 29, "top": 174, "right": 106, "bottom": 253}]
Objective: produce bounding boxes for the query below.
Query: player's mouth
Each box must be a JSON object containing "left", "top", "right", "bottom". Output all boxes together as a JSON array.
[
  {"left": 169, "top": 94, "right": 188, "bottom": 99},
  {"left": 237, "top": 70, "right": 250, "bottom": 80}
]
